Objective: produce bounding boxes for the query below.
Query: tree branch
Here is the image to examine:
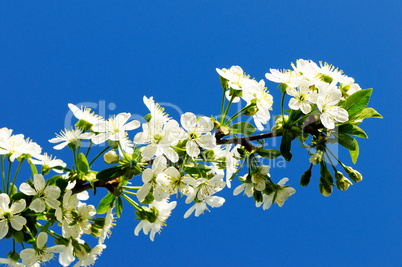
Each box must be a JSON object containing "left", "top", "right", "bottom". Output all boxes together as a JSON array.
[{"left": 215, "top": 129, "right": 283, "bottom": 151}]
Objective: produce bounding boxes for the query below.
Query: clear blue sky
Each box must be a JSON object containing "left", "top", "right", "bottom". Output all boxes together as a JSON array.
[{"left": 0, "top": 1, "right": 400, "bottom": 266}]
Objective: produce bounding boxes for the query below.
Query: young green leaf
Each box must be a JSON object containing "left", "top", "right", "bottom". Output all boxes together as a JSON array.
[
  {"left": 96, "top": 166, "right": 124, "bottom": 181},
  {"left": 344, "top": 89, "right": 372, "bottom": 117},
  {"left": 338, "top": 124, "right": 368, "bottom": 138},
  {"left": 229, "top": 122, "right": 256, "bottom": 135},
  {"left": 97, "top": 193, "right": 115, "bottom": 214},
  {"left": 334, "top": 133, "right": 356, "bottom": 150},
  {"left": 349, "top": 139, "right": 359, "bottom": 164},
  {"left": 256, "top": 149, "right": 281, "bottom": 159},
  {"left": 76, "top": 153, "right": 90, "bottom": 174},
  {"left": 116, "top": 196, "right": 123, "bottom": 218},
  {"left": 349, "top": 107, "right": 383, "bottom": 125}
]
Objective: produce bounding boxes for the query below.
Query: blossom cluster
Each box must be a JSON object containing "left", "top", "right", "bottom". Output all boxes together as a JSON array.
[
  {"left": 265, "top": 59, "right": 361, "bottom": 129},
  {"left": 0, "top": 59, "right": 379, "bottom": 266}
]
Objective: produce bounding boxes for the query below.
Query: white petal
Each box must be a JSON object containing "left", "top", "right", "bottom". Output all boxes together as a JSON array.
[
  {"left": 10, "top": 215, "right": 26, "bottom": 231},
  {"left": 164, "top": 147, "right": 179, "bottom": 163},
  {"left": 137, "top": 183, "right": 152, "bottom": 202},
  {"left": 0, "top": 193, "right": 10, "bottom": 211},
  {"left": 0, "top": 220, "right": 9, "bottom": 239},
  {"left": 320, "top": 113, "right": 335, "bottom": 129},
  {"left": 124, "top": 120, "right": 141, "bottom": 131},
  {"left": 186, "top": 140, "right": 200, "bottom": 158},
  {"left": 37, "top": 232, "right": 48, "bottom": 249},
  {"left": 33, "top": 174, "right": 46, "bottom": 192},
  {"left": 183, "top": 204, "right": 196, "bottom": 219},
  {"left": 19, "top": 183, "right": 36, "bottom": 196},
  {"left": 205, "top": 196, "right": 225, "bottom": 208},
  {"left": 181, "top": 112, "right": 197, "bottom": 132},
  {"left": 10, "top": 199, "right": 26, "bottom": 214},
  {"left": 30, "top": 198, "right": 46, "bottom": 213},
  {"left": 233, "top": 184, "right": 246, "bottom": 196}
]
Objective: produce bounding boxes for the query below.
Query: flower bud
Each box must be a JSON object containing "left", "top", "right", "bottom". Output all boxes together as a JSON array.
[
  {"left": 335, "top": 171, "right": 352, "bottom": 191},
  {"left": 300, "top": 165, "right": 312, "bottom": 187},
  {"left": 319, "top": 178, "right": 332, "bottom": 197},
  {"left": 205, "top": 150, "right": 215, "bottom": 160},
  {"left": 344, "top": 166, "right": 363, "bottom": 183},
  {"left": 243, "top": 104, "right": 259, "bottom": 116},
  {"left": 104, "top": 150, "right": 119, "bottom": 164},
  {"left": 309, "top": 150, "right": 323, "bottom": 165}
]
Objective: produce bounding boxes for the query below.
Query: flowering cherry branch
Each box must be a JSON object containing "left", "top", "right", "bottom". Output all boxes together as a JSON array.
[{"left": 0, "top": 59, "right": 382, "bottom": 266}]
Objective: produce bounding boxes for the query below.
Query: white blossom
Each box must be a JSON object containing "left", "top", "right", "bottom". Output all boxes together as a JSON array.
[
  {"left": 137, "top": 156, "right": 167, "bottom": 202},
  {"left": 256, "top": 178, "right": 296, "bottom": 210},
  {"left": 91, "top": 113, "right": 140, "bottom": 145},
  {"left": 134, "top": 199, "right": 177, "bottom": 241},
  {"left": 0, "top": 194, "right": 26, "bottom": 240},
  {"left": 30, "top": 153, "right": 67, "bottom": 174},
  {"left": 180, "top": 112, "right": 215, "bottom": 158},
  {"left": 19, "top": 174, "right": 61, "bottom": 212},
  {"left": 184, "top": 195, "right": 225, "bottom": 218},
  {"left": 49, "top": 128, "right": 93, "bottom": 150}
]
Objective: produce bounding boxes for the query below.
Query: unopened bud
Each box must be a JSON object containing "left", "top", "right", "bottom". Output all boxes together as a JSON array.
[
  {"left": 335, "top": 171, "right": 352, "bottom": 191},
  {"left": 344, "top": 166, "right": 363, "bottom": 183},
  {"left": 300, "top": 165, "right": 312, "bottom": 187},
  {"left": 244, "top": 104, "right": 259, "bottom": 116},
  {"left": 309, "top": 150, "right": 323, "bottom": 165},
  {"left": 104, "top": 150, "right": 119, "bottom": 164},
  {"left": 319, "top": 178, "right": 332, "bottom": 197}
]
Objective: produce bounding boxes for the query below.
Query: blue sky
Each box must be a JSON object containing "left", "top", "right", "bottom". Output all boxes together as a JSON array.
[{"left": 0, "top": 1, "right": 401, "bottom": 266}]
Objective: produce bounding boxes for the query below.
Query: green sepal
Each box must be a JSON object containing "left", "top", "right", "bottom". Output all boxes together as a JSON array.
[
  {"left": 344, "top": 88, "right": 372, "bottom": 117},
  {"left": 116, "top": 196, "right": 123, "bottom": 218},
  {"left": 256, "top": 148, "right": 281, "bottom": 159},
  {"left": 97, "top": 193, "right": 115, "bottom": 214},
  {"left": 229, "top": 122, "right": 256, "bottom": 135},
  {"left": 29, "top": 161, "right": 38, "bottom": 176},
  {"left": 280, "top": 83, "right": 288, "bottom": 94},
  {"left": 253, "top": 190, "right": 263, "bottom": 203}
]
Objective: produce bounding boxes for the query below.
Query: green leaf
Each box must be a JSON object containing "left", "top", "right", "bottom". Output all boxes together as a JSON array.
[
  {"left": 335, "top": 133, "right": 356, "bottom": 150},
  {"left": 338, "top": 124, "right": 368, "bottom": 138},
  {"left": 52, "top": 166, "right": 72, "bottom": 173},
  {"left": 184, "top": 164, "right": 212, "bottom": 175},
  {"left": 56, "top": 178, "right": 69, "bottom": 193},
  {"left": 280, "top": 131, "right": 293, "bottom": 161},
  {"left": 349, "top": 139, "right": 359, "bottom": 164},
  {"left": 46, "top": 175, "right": 63, "bottom": 186},
  {"left": 97, "top": 193, "right": 115, "bottom": 214},
  {"left": 76, "top": 153, "right": 89, "bottom": 174},
  {"left": 116, "top": 196, "right": 123, "bottom": 218},
  {"left": 349, "top": 107, "right": 383, "bottom": 125},
  {"left": 229, "top": 122, "right": 256, "bottom": 135},
  {"left": 96, "top": 166, "right": 124, "bottom": 181},
  {"left": 344, "top": 89, "right": 372, "bottom": 117},
  {"left": 256, "top": 149, "right": 281, "bottom": 159}
]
